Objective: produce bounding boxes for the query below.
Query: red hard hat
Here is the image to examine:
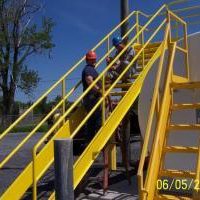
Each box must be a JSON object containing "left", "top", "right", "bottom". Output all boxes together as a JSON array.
[{"left": 86, "top": 50, "right": 97, "bottom": 60}]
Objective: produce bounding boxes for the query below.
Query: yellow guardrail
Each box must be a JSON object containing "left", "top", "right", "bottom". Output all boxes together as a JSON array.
[
  {"left": 168, "top": 0, "right": 200, "bottom": 28},
  {"left": 137, "top": 8, "right": 189, "bottom": 199},
  {"left": 47, "top": 10, "right": 170, "bottom": 200},
  {"left": 194, "top": 139, "right": 200, "bottom": 199},
  {"left": 137, "top": 24, "right": 169, "bottom": 199},
  {"left": 168, "top": 0, "right": 190, "bottom": 6},
  {"left": 0, "top": 21, "right": 136, "bottom": 169},
  {"left": 172, "top": 5, "right": 200, "bottom": 14},
  {"left": 0, "top": 8, "right": 141, "bottom": 170},
  {"left": 1, "top": 6, "right": 156, "bottom": 200},
  {"left": 31, "top": 4, "right": 171, "bottom": 199},
  {"left": 0, "top": 3, "right": 192, "bottom": 199},
  {"left": 147, "top": 42, "right": 177, "bottom": 200},
  {"left": 0, "top": 10, "right": 137, "bottom": 141}
]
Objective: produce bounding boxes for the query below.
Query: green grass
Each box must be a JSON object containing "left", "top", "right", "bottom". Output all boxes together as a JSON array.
[{"left": 0, "top": 124, "right": 49, "bottom": 133}]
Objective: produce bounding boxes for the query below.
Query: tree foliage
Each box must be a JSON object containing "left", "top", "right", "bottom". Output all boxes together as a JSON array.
[{"left": 0, "top": 0, "right": 55, "bottom": 125}]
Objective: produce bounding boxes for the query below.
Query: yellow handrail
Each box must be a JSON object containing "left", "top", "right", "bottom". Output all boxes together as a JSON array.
[
  {"left": 1, "top": 3, "right": 191, "bottom": 199},
  {"left": 32, "top": 5, "right": 169, "bottom": 198},
  {"left": 0, "top": 22, "right": 138, "bottom": 170},
  {"left": 33, "top": 20, "right": 166, "bottom": 153},
  {"left": 172, "top": 5, "right": 200, "bottom": 14},
  {"left": 0, "top": 8, "right": 140, "bottom": 170},
  {"left": 168, "top": 0, "right": 190, "bottom": 6},
  {"left": 0, "top": 9, "right": 138, "bottom": 140},
  {"left": 168, "top": 10, "right": 187, "bottom": 25},
  {"left": 147, "top": 42, "right": 177, "bottom": 199},
  {"left": 194, "top": 139, "right": 200, "bottom": 198},
  {"left": 184, "top": 13, "right": 200, "bottom": 19},
  {"left": 47, "top": 17, "right": 168, "bottom": 200},
  {"left": 137, "top": 24, "right": 170, "bottom": 198},
  {"left": 197, "top": 140, "right": 200, "bottom": 184},
  {"left": 138, "top": 11, "right": 151, "bottom": 18},
  {"left": 167, "top": 10, "right": 189, "bottom": 79},
  {"left": 138, "top": 6, "right": 189, "bottom": 199},
  {"left": 33, "top": 4, "right": 168, "bottom": 152},
  {"left": 137, "top": 8, "right": 188, "bottom": 199}
]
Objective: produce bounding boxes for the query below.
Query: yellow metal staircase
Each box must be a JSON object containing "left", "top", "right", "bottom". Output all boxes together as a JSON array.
[
  {"left": 0, "top": 4, "right": 199, "bottom": 200},
  {"left": 137, "top": 7, "right": 200, "bottom": 200},
  {"left": 154, "top": 81, "right": 200, "bottom": 200}
]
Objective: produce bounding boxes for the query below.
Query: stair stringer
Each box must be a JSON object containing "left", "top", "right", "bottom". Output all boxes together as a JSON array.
[
  {"left": 0, "top": 106, "right": 86, "bottom": 200},
  {"left": 73, "top": 43, "right": 164, "bottom": 188}
]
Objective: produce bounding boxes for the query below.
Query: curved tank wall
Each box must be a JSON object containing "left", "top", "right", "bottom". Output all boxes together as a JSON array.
[{"left": 138, "top": 32, "right": 200, "bottom": 170}]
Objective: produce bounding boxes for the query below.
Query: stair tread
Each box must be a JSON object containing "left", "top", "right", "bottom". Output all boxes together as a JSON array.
[
  {"left": 171, "top": 81, "right": 200, "bottom": 89},
  {"left": 107, "top": 83, "right": 132, "bottom": 89},
  {"left": 135, "top": 66, "right": 143, "bottom": 72},
  {"left": 160, "top": 169, "right": 196, "bottom": 178},
  {"left": 134, "top": 42, "right": 161, "bottom": 49},
  {"left": 131, "top": 73, "right": 140, "bottom": 79},
  {"left": 135, "top": 48, "right": 158, "bottom": 54},
  {"left": 164, "top": 146, "right": 198, "bottom": 153},
  {"left": 169, "top": 124, "right": 200, "bottom": 130},
  {"left": 155, "top": 194, "right": 192, "bottom": 200},
  {"left": 110, "top": 91, "right": 127, "bottom": 96},
  {"left": 172, "top": 103, "right": 200, "bottom": 110},
  {"left": 138, "top": 52, "right": 155, "bottom": 58}
]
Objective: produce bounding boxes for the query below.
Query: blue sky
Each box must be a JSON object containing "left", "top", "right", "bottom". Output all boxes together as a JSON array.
[{"left": 15, "top": 0, "right": 200, "bottom": 102}]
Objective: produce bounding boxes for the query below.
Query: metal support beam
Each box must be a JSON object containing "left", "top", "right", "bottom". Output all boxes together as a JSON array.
[
  {"left": 121, "top": 0, "right": 131, "bottom": 176},
  {"left": 54, "top": 139, "right": 74, "bottom": 200},
  {"left": 121, "top": 0, "right": 129, "bottom": 38}
]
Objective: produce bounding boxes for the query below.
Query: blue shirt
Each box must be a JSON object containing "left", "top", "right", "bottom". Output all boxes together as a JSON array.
[{"left": 82, "top": 64, "right": 101, "bottom": 96}]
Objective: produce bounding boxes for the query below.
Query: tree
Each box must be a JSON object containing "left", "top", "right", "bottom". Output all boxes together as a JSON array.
[{"left": 0, "top": 0, "right": 55, "bottom": 127}]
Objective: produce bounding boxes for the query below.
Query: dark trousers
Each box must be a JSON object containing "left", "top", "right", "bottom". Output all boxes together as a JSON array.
[{"left": 83, "top": 94, "right": 102, "bottom": 142}]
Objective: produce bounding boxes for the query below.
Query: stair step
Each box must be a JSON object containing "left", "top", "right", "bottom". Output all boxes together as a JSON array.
[
  {"left": 110, "top": 91, "right": 127, "bottom": 96},
  {"left": 163, "top": 146, "right": 199, "bottom": 153},
  {"left": 131, "top": 73, "right": 140, "bottom": 79},
  {"left": 134, "top": 42, "right": 161, "bottom": 50},
  {"left": 159, "top": 169, "right": 196, "bottom": 178},
  {"left": 169, "top": 124, "right": 200, "bottom": 130},
  {"left": 138, "top": 52, "right": 155, "bottom": 60},
  {"left": 137, "top": 59, "right": 149, "bottom": 66},
  {"left": 135, "top": 47, "right": 158, "bottom": 54},
  {"left": 171, "top": 81, "right": 200, "bottom": 89},
  {"left": 135, "top": 66, "right": 143, "bottom": 72},
  {"left": 172, "top": 103, "right": 200, "bottom": 110},
  {"left": 155, "top": 194, "right": 192, "bottom": 200},
  {"left": 109, "top": 83, "right": 132, "bottom": 89}
]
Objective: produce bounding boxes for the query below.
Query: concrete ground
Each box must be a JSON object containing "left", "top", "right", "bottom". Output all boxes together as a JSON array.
[
  {"left": 0, "top": 132, "right": 142, "bottom": 199},
  {"left": 0, "top": 132, "right": 45, "bottom": 195},
  {"left": 75, "top": 138, "right": 141, "bottom": 200}
]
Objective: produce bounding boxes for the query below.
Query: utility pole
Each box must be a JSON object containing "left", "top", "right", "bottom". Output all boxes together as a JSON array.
[
  {"left": 120, "top": 0, "right": 131, "bottom": 184},
  {"left": 54, "top": 139, "right": 74, "bottom": 200},
  {"left": 120, "top": 0, "right": 129, "bottom": 38}
]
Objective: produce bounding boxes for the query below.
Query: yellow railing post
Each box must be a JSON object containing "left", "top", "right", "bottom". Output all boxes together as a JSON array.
[
  {"left": 102, "top": 76, "right": 106, "bottom": 125},
  {"left": 183, "top": 22, "right": 190, "bottom": 80},
  {"left": 137, "top": 24, "right": 170, "bottom": 198},
  {"left": 193, "top": 139, "right": 200, "bottom": 199},
  {"left": 175, "top": 21, "right": 179, "bottom": 40},
  {"left": 167, "top": 10, "right": 172, "bottom": 44},
  {"left": 32, "top": 148, "right": 37, "bottom": 200},
  {"left": 62, "top": 79, "right": 66, "bottom": 125},
  {"left": 136, "top": 11, "right": 140, "bottom": 43},
  {"left": 33, "top": 7, "right": 168, "bottom": 199},
  {"left": 1, "top": 5, "right": 172, "bottom": 199},
  {"left": 142, "top": 30, "right": 145, "bottom": 69},
  {"left": 106, "top": 35, "right": 117, "bottom": 171},
  {"left": 107, "top": 36, "right": 110, "bottom": 54},
  {"left": 108, "top": 142, "right": 117, "bottom": 170}
]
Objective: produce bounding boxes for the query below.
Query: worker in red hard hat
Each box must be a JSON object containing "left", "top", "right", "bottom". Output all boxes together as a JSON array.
[{"left": 82, "top": 50, "right": 102, "bottom": 141}]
